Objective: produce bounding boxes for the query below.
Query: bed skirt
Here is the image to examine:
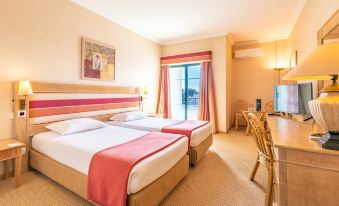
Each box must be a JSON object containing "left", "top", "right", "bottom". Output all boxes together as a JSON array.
[
  {"left": 189, "top": 134, "right": 213, "bottom": 166},
  {"left": 30, "top": 149, "right": 189, "bottom": 206}
]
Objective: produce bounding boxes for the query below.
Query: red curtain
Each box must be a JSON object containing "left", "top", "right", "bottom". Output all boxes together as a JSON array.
[
  {"left": 198, "top": 61, "right": 217, "bottom": 133},
  {"left": 156, "top": 65, "right": 172, "bottom": 118}
]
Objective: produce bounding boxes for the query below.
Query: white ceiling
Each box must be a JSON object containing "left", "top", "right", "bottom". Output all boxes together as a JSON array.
[{"left": 71, "top": 0, "right": 306, "bottom": 45}]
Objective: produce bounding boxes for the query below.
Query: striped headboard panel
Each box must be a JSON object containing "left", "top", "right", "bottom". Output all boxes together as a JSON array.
[{"left": 27, "top": 82, "right": 140, "bottom": 125}]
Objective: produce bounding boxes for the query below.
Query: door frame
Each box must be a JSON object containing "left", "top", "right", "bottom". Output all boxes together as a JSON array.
[{"left": 170, "top": 63, "right": 201, "bottom": 120}]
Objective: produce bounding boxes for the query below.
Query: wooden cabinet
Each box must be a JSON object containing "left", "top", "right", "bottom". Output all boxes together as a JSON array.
[{"left": 268, "top": 117, "right": 339, "bottom": 206}]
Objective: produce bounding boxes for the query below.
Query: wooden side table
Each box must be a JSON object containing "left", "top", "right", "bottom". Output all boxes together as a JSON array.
[
  {"left": 148, "top": 113, "right": 165, "bottom": 118},
  {"left": 0, "top": 139, "right": 25, "bottom": 188}
]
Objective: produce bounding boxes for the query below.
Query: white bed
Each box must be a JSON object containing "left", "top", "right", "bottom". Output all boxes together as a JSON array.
[
  {"left": 32, "top": 125, "right": 188, "bottom": 195},
  {"left": 107, "top": 117, "right": 212, "bottom": 147}
]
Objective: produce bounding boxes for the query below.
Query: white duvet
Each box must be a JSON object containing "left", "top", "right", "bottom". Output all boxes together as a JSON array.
[
  {"left": 32, "top": 125, "right": 188, "bottom": 194},
  {"left": 108, "top": 117, "right": 212, "bottom": 147}
]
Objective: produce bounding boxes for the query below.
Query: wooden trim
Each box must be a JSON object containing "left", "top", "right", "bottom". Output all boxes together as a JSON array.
[
  {"left": 277, "top": 159, "right": 339, "bottom": 172},
  {"left": 13, "top": 82, "right": 29, "bottom": 173},
  {"left": 0, "top": 171, "right": 14, "bottom": 181},
  {"left": 317, "top": 9, "right": 339, "bottom": 45},
  {"left": 30, "top": 82, "right": 139, "bottom": 94}
]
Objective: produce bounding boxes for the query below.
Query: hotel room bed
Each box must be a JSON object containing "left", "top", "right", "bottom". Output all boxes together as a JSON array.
[
  {"left": 107, "top": 116, "right": 213, "bottom": 165},
  {"left": 14, "top": 82, "right": 191, "bottom": 206},
  {"left": 30, "top": 125, "right": 189, "bottom": 206}
]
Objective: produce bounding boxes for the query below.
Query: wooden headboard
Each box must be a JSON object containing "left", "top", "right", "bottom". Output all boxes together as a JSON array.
[{"left": 14, "top": 81, "right": 140, "bottom": 146}]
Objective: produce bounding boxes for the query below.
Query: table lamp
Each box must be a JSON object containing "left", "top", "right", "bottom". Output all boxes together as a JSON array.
[
  {"left": 282, "top": 42, "right": 339, "bottom": 150},
  {"left": 18, "top": 80, "right": 33, "bottom": 110}
]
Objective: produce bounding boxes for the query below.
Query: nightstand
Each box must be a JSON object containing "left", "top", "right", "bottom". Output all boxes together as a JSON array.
[
  {"left": 148, "top": 113, "right": 165, "bottom": 118},
  {"left": 0, "top": 139, "right": 25, "bottom": 188}
]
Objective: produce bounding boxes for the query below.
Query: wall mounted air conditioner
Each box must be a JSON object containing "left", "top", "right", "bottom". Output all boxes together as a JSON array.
[{"left": 234, "top": 48, "right": 263, "bottom": 59}]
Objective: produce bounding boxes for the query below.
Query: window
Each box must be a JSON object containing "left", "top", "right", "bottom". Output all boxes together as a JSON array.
[{"left": 170, "top": 64, "right": 201, "bottom": 120}]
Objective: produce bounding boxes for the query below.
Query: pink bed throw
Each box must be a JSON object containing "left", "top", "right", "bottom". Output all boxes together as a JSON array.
[
  {"left": 161, "top": 120, "right": 209, "bottom": 139},
  {"left": 87, "top": 132, "right": 186, "bottom": 206}
]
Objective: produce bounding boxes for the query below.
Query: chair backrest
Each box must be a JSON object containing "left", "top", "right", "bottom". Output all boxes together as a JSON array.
[
  {"left": 265, "top": 101, "right": 274, "bottom": 113},
  {"left": 234, "top": 100, "right": 248, "bottom": 114},
  {"left": 248, "top": 113, "right": 273, "bottom": 164}
]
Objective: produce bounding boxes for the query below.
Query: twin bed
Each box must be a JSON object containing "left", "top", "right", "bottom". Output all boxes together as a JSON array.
[
  {"left": 108, "top": 116, "right": 213, "bottom": 165},
  {"left": 17, "top": 82, "right": 212, "bottom": 206}
]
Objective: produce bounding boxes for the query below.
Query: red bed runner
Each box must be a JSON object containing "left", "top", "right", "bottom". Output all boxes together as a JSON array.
[
  {"left": 161, "top": 120, "right": 209, "bottom": 139},
  {"left": 87, "top": 132, "right": 187, "bottom": 206}
]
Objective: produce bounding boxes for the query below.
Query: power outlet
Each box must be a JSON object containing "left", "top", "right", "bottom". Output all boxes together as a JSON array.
[{"left": 21, "top": 148, "right": 27, "bottom": 155}]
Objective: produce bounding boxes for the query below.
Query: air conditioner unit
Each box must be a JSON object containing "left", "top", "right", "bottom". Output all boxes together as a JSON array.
[{"left": 234, "top": 48, "right": 263, "bottom": 59}]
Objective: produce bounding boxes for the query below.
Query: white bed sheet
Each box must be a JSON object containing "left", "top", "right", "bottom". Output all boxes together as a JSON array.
[
  {"left": 32, "top": 125, "right": 188, "bottom": 195},
  {"left": 107, "top": 117, "right": 212, "bottom": 147}
]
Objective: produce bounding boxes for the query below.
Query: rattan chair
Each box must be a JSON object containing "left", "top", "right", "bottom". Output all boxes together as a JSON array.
[
  {"left": 234, "top": 100, "right": 249, "bottom": 130},
  {"left": 264, "top": 101, "right": 274, "bottom": 114},
  {"left": 248, "top": 113, "right": 274, "bottom": 206}
]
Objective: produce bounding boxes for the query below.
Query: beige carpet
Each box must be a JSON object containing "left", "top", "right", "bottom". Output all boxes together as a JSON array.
[{"left": 0, "top": 129, "right": 266, "bottom": 206}]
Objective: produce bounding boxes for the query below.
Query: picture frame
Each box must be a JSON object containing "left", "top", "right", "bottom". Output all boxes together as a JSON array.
[{"left": 81, "top": 38, "right": 115, "bottom": 81}]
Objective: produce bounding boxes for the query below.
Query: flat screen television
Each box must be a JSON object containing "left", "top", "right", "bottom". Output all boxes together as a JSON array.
[{"left": 274, "top": 83, "right": 313, "bottom": 115}]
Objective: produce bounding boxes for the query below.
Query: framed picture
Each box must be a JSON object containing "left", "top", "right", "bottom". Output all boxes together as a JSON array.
[{"left": 81, "top": 38, "right": 115, "bottom": 81}]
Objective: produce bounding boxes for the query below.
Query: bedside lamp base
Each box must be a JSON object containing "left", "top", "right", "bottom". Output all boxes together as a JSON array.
[
  {"left": 309, "top": 81, "right": 339, "bottom": 151},
  {"left": 318, "top": 132, "right": 339, "bottom": 150}
]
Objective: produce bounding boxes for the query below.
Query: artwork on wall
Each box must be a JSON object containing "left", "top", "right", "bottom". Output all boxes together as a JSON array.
[{"left": 81, "top": 38, "right": 115, "bottom": 81}]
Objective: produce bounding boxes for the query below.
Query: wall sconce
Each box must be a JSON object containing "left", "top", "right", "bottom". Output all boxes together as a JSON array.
[
  {"left": 142, "top": 86, "right": 148, "bottom": 100},
  {"left": 139, "top": 86, "right": 148, "bottom": 112},
  {"left": 18, "top": 80, "right": 33, "bottom": 110},
  {"left": 273, "top": 40, "right": 288, "bottom": 85}
]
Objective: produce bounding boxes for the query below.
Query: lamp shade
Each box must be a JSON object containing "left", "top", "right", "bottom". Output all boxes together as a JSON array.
[
  {"left": 282, "top": 42, "right": 339, "bottom": 81},
  {"left": 143, "top": 86, "right": 148, "bottom": 95},
  {"left": 18, "top": 80, "right": 33, "bottom": 95}
]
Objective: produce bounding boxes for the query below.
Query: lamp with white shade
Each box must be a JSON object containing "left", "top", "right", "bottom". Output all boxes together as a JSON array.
[{"left": 283, "top": 42, "right": 339, "bottom": 150}]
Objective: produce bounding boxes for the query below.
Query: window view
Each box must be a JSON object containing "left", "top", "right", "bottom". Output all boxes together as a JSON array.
[{"left": 170, "top": 64, "right": 201, "bottom": 120}]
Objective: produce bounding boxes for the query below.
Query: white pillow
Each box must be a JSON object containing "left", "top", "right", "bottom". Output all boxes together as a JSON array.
[
  {"left": 110, "top": 111, "right": 147, "bottom": 122},
  {"left": 45, "top": 118, "right": 107, "bottom": 135}
]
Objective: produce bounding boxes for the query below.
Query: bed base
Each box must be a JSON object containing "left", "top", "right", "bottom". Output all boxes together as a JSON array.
[
  {"left": 30, "top": 149, "right": 189, "bottom": 206},
  {"left": 189, "top": 134, "right": 213, "bottom": 166}
]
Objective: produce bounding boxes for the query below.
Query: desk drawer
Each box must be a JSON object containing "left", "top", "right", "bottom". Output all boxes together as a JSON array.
[{"left": 0, "top": 149, "right": 16, "bottom": 160}]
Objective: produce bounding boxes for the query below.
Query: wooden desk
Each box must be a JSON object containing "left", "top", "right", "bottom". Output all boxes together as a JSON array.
[
  {"left": 0, "top": 139, "right": 25, "bottom": 188},
  {"left": 268, "top": 117, "right": 339, "bottom": 206}
]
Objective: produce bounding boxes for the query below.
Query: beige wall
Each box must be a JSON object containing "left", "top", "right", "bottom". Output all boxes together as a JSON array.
[
  {"left": 0, "top": 0, "right": 161, "bottom": 175},
  {"left": 288, "top": 0, "right": 339, "bottom": 97},
  {"left": 0, "top": 0, "right": 161, "bottom": 142},
  {"left": 162, "top": 37, "right": 227, "bottom": 132},
  {"left": 225, "top": 35, "right": 234, "bottom": 131},
  {"left": 232, "top": 40, "right": 289, "bottom": 114},
  {"left": 288, "top": 0, "right": 339, "bottom": 61}
]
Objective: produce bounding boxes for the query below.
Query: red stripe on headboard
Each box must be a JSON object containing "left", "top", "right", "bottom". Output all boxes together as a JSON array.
[{"left": 29, "top": 97, "right": 140, "bottom": 109}]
